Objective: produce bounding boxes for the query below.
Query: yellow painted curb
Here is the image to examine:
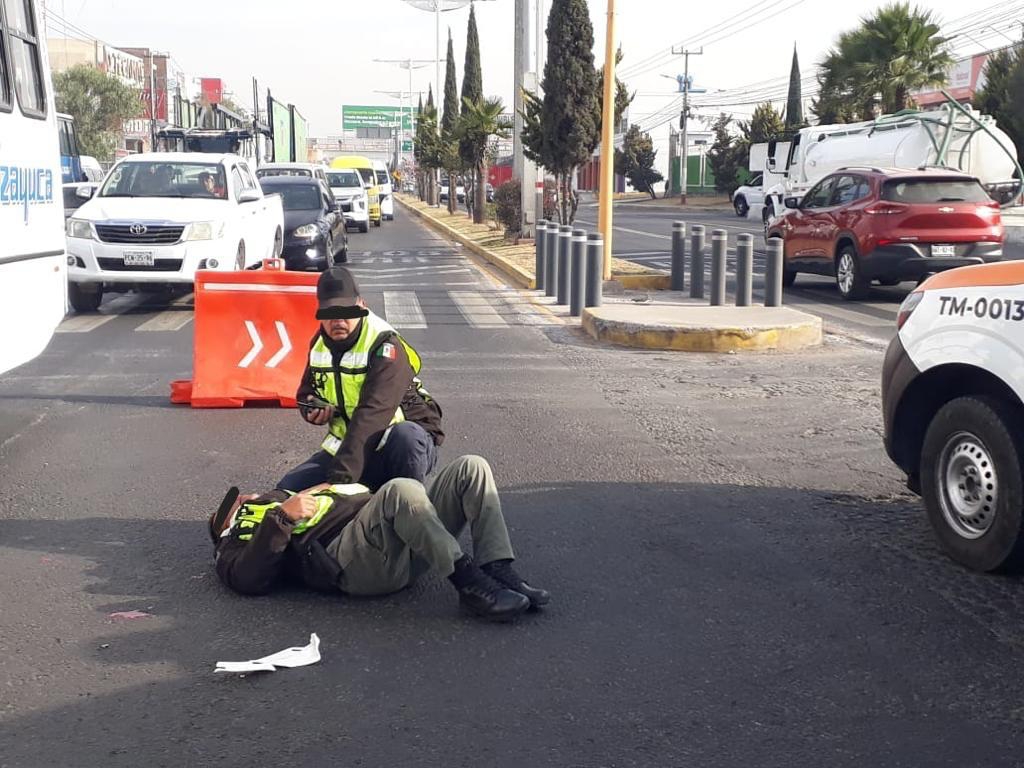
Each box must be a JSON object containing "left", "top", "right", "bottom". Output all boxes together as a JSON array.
[
  {"left": 581, "top": 307, "right": 823, "bottom": 353},
  {"left": 396, "top": 197, "right": 536, "bottom": 289},
  {"left": 613, "top": 274, "right": 671, "bottom": 291}
]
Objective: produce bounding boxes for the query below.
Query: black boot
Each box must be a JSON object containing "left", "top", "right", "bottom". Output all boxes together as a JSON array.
[
  {"left": 449, "top": 555, "right": 529, "bottom": 622},
  {"left": 482, "top": 559, "right": 550, "bottom": 609}
]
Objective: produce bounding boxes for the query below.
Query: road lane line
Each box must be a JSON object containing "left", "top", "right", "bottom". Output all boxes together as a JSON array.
[
  {"left": 135, "top": 310, "right": 194, "bottom": 332},
  {"left": 57, "top": 314, "right": 117, "bottom": 333},
  {"left": 383, "top": 291, "right": 427, "bottom": 329},
  {"left": 449, "top": 291, "right": 509, "bottom": 328}
]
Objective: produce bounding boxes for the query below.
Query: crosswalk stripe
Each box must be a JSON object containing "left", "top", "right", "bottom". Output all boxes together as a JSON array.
[
  {"left": 449, "top": 291, "right": 510, "bottom": 328},
  {"left": 57, "top": 313, "right": 118, "bottom": 333},
  {"left": 383, "top": 291, "right": 427, "bottom": 329},
  {"left": 135, "top": 310, "right": 194, "bottom": 332}
]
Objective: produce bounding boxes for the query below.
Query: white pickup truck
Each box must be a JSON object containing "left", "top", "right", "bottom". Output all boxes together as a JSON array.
[{"left": 65, "top": 152, "right": 284, "bottom": 311}]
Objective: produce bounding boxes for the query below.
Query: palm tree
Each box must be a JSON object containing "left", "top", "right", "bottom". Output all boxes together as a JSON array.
[
  {"left": 456, "top": 96, "right": 509, "bottom": 224},
  {"left": 817, "top": 3, "right": 953, "bottom": 120}
]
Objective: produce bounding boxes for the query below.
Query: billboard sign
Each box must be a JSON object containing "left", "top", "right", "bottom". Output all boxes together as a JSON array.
[
  {"left": 102, "top": 46, "right": 145, "bottom": 88},
  {"left": 271, "top": 100, "right": 291, "bottom": 162},
  {"left": 201, "top": 78, "right": 223, "bottom": 105},
  {"left": 343, "top": 105, "right": 412, "bottom": 131}
]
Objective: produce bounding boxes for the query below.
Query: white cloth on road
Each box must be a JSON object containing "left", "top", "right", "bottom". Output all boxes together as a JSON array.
[{"left": 214, "top": 633, "right": 321, "bottom": 674}]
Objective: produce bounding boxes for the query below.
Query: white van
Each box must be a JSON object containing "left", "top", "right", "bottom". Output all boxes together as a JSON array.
[
  {"left": 372, "top": 159, "right": 394, "bottom": 221},
  {"left": 326, "top": 168, "right": 369, "bottom": 233},
  {"left": 0, "top": 0, "right": 67, "bottom": 375}
]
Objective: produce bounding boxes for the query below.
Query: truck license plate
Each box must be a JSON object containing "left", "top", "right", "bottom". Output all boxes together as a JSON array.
[
  {"left": 931, "top": 245, "right": 956, "bottom": 258},
  {"left": 123, "top": 251, "right": 154, "bottom": 266}
]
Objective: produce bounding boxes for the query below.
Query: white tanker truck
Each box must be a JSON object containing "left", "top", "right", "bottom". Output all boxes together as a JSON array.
[{"left": 762, "top": 96, "right": 1022, "bottom": 226}]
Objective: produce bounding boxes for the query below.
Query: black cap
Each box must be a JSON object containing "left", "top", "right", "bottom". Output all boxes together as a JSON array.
[{"left": 316, "top": 267, "right": 368, "bottom": 320}]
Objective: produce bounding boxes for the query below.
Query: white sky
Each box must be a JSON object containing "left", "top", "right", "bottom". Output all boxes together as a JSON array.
[{"left": 53, "top": 0, "right": 1019, "bottom": 157}]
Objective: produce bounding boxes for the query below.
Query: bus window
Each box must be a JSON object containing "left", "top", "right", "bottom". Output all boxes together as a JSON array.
[
  {"left": 0, "top": 6, "right": 10, "bottom": 111},
  {"left": 4, "top": 0, "right": 46, "bottom": 117}
]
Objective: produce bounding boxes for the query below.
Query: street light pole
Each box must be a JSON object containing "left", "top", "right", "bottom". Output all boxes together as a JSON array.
[
  {"left": 671, "top": 46, "right": 702, "bottom": 204},
  {"left": 598, "top": 0, "right": 615, "bottom": 279}
]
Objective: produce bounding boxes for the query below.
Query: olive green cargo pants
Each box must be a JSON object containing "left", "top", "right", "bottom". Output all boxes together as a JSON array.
[{"left": 327, "top": 455, "right": 515, "bottom": 596}]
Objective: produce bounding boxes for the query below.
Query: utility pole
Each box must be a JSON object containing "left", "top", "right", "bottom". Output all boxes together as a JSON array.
[
  {"left": 514, "top": 0, "right": 539, "bottom": 237},
  {"left": 671, "top": 46, "right": 702, "bottom": 204},
  {"left": 598, "top": 0, "right": 616, "bottom": 279}
]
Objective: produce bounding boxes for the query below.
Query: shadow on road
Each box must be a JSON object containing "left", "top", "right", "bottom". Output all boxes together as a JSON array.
[{"left": 2, "top": 481, "right": 1024, "bottom": 765}]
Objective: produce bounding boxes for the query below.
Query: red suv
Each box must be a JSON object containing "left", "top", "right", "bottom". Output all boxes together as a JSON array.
[{"left": 767, "top": 167, "right": 1005, "bottom": 300}]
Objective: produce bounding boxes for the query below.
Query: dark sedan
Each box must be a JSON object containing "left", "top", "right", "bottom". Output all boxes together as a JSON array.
[{"left": 257, "top": 176, "right": 347, "bottom": 271}]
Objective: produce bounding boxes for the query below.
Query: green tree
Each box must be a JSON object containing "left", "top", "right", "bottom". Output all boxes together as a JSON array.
[
  {"left": 457, "top": 96, "right": 509, "bottom": 223},
  {"left": 460, "top": 3, "right": 484, "bottom": 218},
  {"left": 54, "top": 64, "right": 142, "bottom": 163},
  {"left": 785, "top": 46, "right": 804, "bottom": 131},
  {"left": 596, "top": 46, "right": 634, "bottom": 135},
  {"left": 742, "top": 102, "right": 785, "bottom": 144},
  {"left": 815, "top": 3, "right": 954, "bottom": 121},
  {"left": 614, "top": 125, "right": 663, "bottom": 199},
  {"left": 440, "top": 29, "right": 461, "bottom": 213},
  {"left": 706, "top": 113, "right": 744, "bottom": 193},
  {"left": 975, "top": 44, "right": 1024, "bottom": 168},
  {"left": 415, "top": 86, "right": 440, "bottom": 202},
  {"left": 521, "top": 0, "right": 598, "bottom": 224}
]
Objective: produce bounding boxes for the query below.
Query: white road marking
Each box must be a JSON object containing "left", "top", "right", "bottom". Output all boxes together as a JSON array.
[
  {"left": 383, "top": 291, "right": 427, "bottom": 329},
  {"left": 449, "top": 291, "right": 509, "bottom": 328},
  {"left": 57, "top": 314, "right": 117, "bottom": 333},
  {"left": 134, "top": 310, "right": 193, "bottom": 332}
]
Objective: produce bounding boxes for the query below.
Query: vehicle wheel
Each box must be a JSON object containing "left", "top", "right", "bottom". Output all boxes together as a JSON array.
[
  {"left": 326, "top": 236, "right": 334, "bottom": 260},
  {"left": 373, "top": 218, "right": 381, "bottom": 228},
  {"left": 235, "top": 242, "right": 246, "bottom": 270},
  {"left": 835, "top": 246, "right": 869, "bottom": 300},
  {"left": 920, "top": 396, "right": 1024, "bottom": 572},
  {"left": 359, "top": 222, "right": 369, "bottom": 234},
  {"left": 782, "top": 267, "right": 797, "bottom": 287},
  {"left": 69, "top": 282, "right": 103, "bottom": 313},
  {"left": 334, "top": 247, "right": 348, "bottom": 265},
  {"left": 733, "top": 196, "right": 748, "bottom": 217},
  {"left": 272, "top": 228, "right": 283, "bottom": 258}
]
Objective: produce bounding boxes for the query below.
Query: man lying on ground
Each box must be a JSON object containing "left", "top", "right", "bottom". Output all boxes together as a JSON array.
[{"left": 208, "top": 455, "right": 549, "bottom": 622}]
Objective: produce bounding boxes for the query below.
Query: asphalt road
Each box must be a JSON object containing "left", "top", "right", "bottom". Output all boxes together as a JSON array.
[
  {"left": 576, "top": 198, "right": 1024, "bottom": 345},
  {"left": 3, "top": 212, "right": 1024, "bottom": 766}
]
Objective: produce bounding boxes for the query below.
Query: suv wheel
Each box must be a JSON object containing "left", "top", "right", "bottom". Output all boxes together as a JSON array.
[
  {"left": 69, "top": 282, "right": 103, "bottom": 313},
  {"left": 835, "top": 246, "right": 869, "bottom": 300},
  {"left": 920, "top": 396, "right": 1024, "bottom": 572},
  {"left": 733, "top": 196, "right": 748, "bottom": 217}
]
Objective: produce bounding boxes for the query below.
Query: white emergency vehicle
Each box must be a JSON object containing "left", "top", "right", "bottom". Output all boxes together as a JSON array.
[
  {"left": 883, "top": 261, "right": 1024, "bottom": 572},
  {"left": 0, "top": 0, "right": 66, "bottom": 375}
]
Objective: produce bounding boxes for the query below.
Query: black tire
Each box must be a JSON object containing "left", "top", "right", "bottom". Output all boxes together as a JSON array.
[
  {"left": 359, "top": 221, "right": 369, "bottom": 234},
  {"left": 733, "top": 196, "right": 748, "bottom": 217},
  {"left": 334, "top": 247, "right": 348, "bottom": 265},
  {"left": 835, "top": 245, "right": 869, "bottom": 300},
  {"left": 68, "top": 282, "right": 103, "bottom": 313},
  {"left": 920, "top": 396, "right": 1024, "bottom": 572},
  {"left": 373, "top": 218, "right": 381, "bottom": 228},
  {"left": 782, "top": 267, "right": 797, "bottom": 287},
  {"left": 235, "top": 242, "right": 246, "bottom": 271}
]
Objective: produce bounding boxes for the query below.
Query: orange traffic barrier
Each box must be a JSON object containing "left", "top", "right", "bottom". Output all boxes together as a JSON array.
[{"left": 171, "top": 260, "right": 320, "bottom": 408}]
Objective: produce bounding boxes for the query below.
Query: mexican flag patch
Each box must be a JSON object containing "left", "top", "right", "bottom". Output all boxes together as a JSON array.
[{"left": 378, "top": 343, "right": 397, "bottom": 360}]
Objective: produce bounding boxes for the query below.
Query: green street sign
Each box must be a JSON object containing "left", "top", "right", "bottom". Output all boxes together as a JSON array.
[
  {"left": 343, "top": 105, "right": 413, "bottom": 131},
  {"left": 402, "top": 140, "right": 413, "bottom": 152}
]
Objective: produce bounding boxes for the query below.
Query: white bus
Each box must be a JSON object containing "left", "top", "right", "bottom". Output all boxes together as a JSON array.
[{"left": 0, "top": 0, "right": 66, "bottom": 375}]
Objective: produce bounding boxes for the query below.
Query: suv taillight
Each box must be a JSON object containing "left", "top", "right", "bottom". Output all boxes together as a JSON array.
[
  {"left": 865, "top": 202, "right": 910, "bottom": 215},
  {"left": 897, "top": 291, "right": 924, "bottom": 329},
  {"left": 977, "top": 202, "right": 1001, "bottom": 224}
]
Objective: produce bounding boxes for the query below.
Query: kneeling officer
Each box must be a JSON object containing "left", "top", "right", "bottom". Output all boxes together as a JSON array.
[{"left": 279, "top": 266, "right": 443, "bottom": 492}]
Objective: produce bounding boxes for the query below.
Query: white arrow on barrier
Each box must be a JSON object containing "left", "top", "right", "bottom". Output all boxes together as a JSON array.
[
  {"left": 238, "top": 321, "right": 263, "bottom": 368},
  {"left": 265, "top": 321, "right": 291, "bottom": 368},
  {"left": 238, "top": 320, "right": 291, "bottom": 369}
]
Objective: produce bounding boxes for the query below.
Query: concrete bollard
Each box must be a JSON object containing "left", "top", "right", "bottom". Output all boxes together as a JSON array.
[
  {"left": 671, "top": 221, "right": 686, "bottom": 292},
  {"left": 585, "top": 233, "right": 603, "bottom": 308},
  {"left": 570, "top": 230, "right": 587, "bottom": 317},
  {"left": 735, "top": 233, "right": 754, "bottom": 307},
  {"left": 765, "top": 236, "right": 785, "bottom": 307},
  {"left": 556, "top": 226, "right": 573, "bottom": 305},
  {"left": 710, "top": 229, "right": 728, "bottom": 306},
  {"left": 689, "top": 224, "right": 706, "bottom": 299},
  {"left": 545, "top": 225, "right": 562, "bottom": 298},
  {"left": 535, "top": 220, "right": 547, "bottom": 292}
]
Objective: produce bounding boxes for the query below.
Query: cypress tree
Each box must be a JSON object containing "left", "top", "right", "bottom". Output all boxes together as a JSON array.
[
  {"left": 461, "top": 3, "right": 483, "bottom": 111},
  {"left": 441, "top": 30, "right": 459, "bottom": 135},
  {"left": 539, "top": 0, "right": 598, "bottom": 223},
  {"left": 785, "top": 46, "right": 803, "bottom": 131}
]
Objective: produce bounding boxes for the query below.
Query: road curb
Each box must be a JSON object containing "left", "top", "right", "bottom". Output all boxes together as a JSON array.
[
  {"left": 396, "top": 197, "right": 536, "bottom": 289},
  {"left": 582, "top": 305, "right": 823, "bottom": 352}
]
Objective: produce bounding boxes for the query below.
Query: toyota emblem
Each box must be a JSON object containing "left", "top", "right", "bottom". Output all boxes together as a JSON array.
[{"left": 129, "top": 223, "right": 148, "bottom": 235}]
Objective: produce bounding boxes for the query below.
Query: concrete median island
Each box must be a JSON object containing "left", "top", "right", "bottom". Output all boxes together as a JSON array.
[{"left": 582, "top": 305, "right": 823, "bottom": 352}]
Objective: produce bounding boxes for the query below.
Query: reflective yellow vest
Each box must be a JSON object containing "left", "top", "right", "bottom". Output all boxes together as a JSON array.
[
  {"left": 308, "top": 312, "right": 428, "bottom": 456},
  {"left": 224, "top": 484, "right": 371, "bottom": 540}
]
